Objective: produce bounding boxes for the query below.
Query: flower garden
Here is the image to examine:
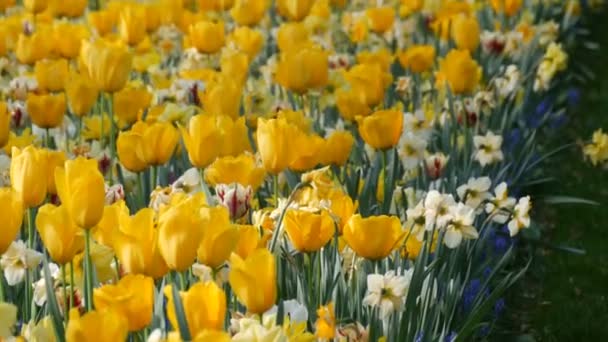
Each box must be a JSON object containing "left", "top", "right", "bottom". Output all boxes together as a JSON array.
[{"left": 0, "top": 0, "right": 605, "bottom": 341}]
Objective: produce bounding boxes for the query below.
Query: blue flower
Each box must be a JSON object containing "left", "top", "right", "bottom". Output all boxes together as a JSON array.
[{"left": 494, "top": 298, "right": 506, "bottom": 318}]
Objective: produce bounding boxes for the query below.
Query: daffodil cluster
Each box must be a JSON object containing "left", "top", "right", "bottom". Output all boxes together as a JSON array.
[{"left": 0, "top": 0, "right": 599, "bottom": 341}]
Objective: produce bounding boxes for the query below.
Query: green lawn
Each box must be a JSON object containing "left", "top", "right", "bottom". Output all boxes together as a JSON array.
[{"left": 497, "top": 11, "right": 608, "bottom": 341}]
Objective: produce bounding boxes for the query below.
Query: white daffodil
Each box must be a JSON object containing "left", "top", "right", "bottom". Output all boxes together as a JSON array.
[
  {"left": 191, "top": 263, "right": 229, "bottom": 286},
  {"left": 485, "top": 182, "right": 517, "bottom": 224},
  {"left": 264, "top": 299, "right": 309, "bottom": 325},
  {"left": 508, "top": 196, "right": 532, "bottom": 236},
  {"left": 456, "top": 177, "right": 492, "bottom": 209},
  {"left": 0, "top": 303, "right": 17, "bottom": 338},
  {"left": 32, "top": 262, "right": 60, "bottom": 307},
  {"left": 362, "top": 270, "right": 412, "bottom": 320},
  {"left": 444, "top": 203, "right": 479, "bottom": 249},
  {"left": 423, "top": 190, "right": 455, "bottom": 230},
  {"left": 406, "top": 200, "right": 426, "bottom": 241},
  {"left": 0, "top": 240, "right": 43, "bottom": 286},
  {"left": 172, "top": 167, "right": 203, "bottom": 195},
  {"left": 399, "top": 133, "right": 427, "bottom": 171},
  {"left": 474, "top": 131, "right": 504, "bottom": 167}
]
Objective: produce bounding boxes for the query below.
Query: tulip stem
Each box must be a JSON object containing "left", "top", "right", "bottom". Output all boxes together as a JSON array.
[
  {"left": 273, "top": 174, "right": 279, "bottom": 205},
  {"left": 107, "top": 93, "right": 116, "bottom": 184},
  {"left": 84, "top": 229, "right": 93, "bottom": 312},
  {"left": 62, "top": 264, "right": 68, "bottom": 323},
  {"left": 69, "top": 261, "right": 75, "bottom": 310},
  {"left": 27, "top": 207, "right": 34, "bottom": 249}
]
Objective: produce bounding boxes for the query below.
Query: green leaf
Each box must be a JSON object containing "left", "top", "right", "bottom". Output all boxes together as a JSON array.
[
  {"left": 170, "top": 279, "right": 191, "bottom": 341},
  {"left": 542, "top": 195, "right": 599, "bottom": 206},
  {"left": 43, "top": 258, "right": 66, "bottom": 342}
]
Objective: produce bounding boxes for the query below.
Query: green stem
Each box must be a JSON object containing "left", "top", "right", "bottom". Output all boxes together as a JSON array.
[
  {"left": 0, "top": 273, "right": 4, "bottom": 302},
  {"left": 179, "top": 272, "right": 186, "bottom": 291},
  {"left": 24, "top": 270, "right": 30, "bottom": 321},
  {"left": 273, "top": 174, "right": 279, "bottom": 205},
  {"left": 62, "top": 265, "right": 68, "bottom": 323},
  {"left": 151, "top": 166, "right": 158, "bottom": 191},
  {"left": 46, "top": 128, "right": 52, "bottom": 148},
  {"left": 107, "top": 93, "right": 116, "bottom": 184},
  {"left": 27, "top": 208, "right": 34, "bottom": 249},
  {"left": 78, "top": 116, "right": 83, "bottom": 146},
  {"left": 84, "top": 229, "right": 94, "bottom": 312},
  {"left": 69, "top": 261, "right": 75, "bottom": 310}
]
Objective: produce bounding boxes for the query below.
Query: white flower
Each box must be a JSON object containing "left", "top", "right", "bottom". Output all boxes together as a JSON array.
[
  {"left": 538, "top": 21, "right": 560, "bottom": 46},
  {"left": 172, "top": 167, "right": 203, "bottom": 195},
  {"left": 405, "top": 200, "right": 426, "bottom": 241},
  {"left": 216, "top": 183, "right": 253, "bottom": 220},
  {"left": 485, "top": 182, "right": 517, "bottom": 224},
  {"left": 425, "top": 152, "right": 449, "bottom": 179},
  {"left": 444, "top": 203, "right": 479, "bottom": 249},
  {"left": 456, "top": 177, "right": 492, "bottom": 209},
  {"left": 0, "top": 155, "right": 10, "bottom": 187},
  {"left": 508, "top": 196, "right": 532, "bottom": 236},
  {"left": 264, "top": 299, "right": 308, "bottom": 325},
  {"left": 362, "top": 270, "right": 411, "bottom": 320},
  {"left": 32, "top": 262, "right": 60, "bottom": 307},
  {"left": 0, "top": 241, "right": 43, "bottom": 286},
  {"left": 473, "top": 131, "right": 504, "bottom": 166},
  {"left": 192, "top": 263, "right": 229, "bottom": 285},
  {"left": 423, "top": 190, "right": 455, "bottom": 230},
  {"left": 231, "top": 316, "right": 287, "bottom": 342},
  {"left": 403, "top": 110, "right": 432, "bottom": 140},
  {"left": 104, "top": 183, "right": 125, "bottom": 205},
  {"left": 481, "top": 30, "right": 506, "bottom": 54},
  {"left": 398, "top": 133, "right": 427, "bottom": 170}
]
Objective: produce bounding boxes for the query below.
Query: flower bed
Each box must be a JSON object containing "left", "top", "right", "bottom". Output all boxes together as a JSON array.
[{"left": 0, "top": 0, "right": 602, "bottom": 341}]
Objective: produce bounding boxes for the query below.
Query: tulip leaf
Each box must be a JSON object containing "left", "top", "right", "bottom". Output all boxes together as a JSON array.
[
  {"left": 542, "top": 195, "right": 599, "bottom": 206},
  {"left": 42, "top": 258, "right": 66, "bottom": 342},
  {"left": 170, "top": 280, "right": 192, "bottom": 341}
]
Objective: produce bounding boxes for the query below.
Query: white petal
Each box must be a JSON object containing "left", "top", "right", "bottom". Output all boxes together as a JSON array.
[{"left": 444, "top": 229, "right": 463, "bottom": 249}]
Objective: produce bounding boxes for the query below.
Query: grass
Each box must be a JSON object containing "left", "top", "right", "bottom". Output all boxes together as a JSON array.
[{"left": 495, "top": 11, "right": 608, "bottom": 341}]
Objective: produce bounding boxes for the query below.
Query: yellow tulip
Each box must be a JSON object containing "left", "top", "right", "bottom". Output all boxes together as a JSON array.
[
  {"left": 66, "top": 308, "right": 128, "bottom": 342},
  {"left": 197, "top": 0, "right": 235, "bottom": 11},
  {"left": 189, "top": 20, "right": 225, "bottom": 54},
  {"left": 44, "top": 150, "right": 66, "bottom": 195},
  {"left": 399, "top": 0, "right": 423, "bottom": 17},
  {"left": 345, "top": 63, "right": 392, "bottom": 108},
  {"left": 26, "top": 92, "right": 66, "bottom": 129},
  {"left": 320, "top": 131, "right": 354, "bottom": 166},
  {"left": 119, "top": 5, "right": 147, "bottom": 46},
  {"left": 327, "top": 190, "right": 357, "bottom": 233},
  {"left": 284, "top": 209, "right": 335, "bottom": 252},
  {"left": 80, "top": 39, "right": 133, "bottom": 93},
  {"left": 230, "top": 0, "right": 268, "bottom": 26},
  {"left": 277, "top": 109, "right": 311, "bottom": 132},
  {"left": 289, "top": 133, "right": 324, "bottom": 172},
  {"left": 0, "top": 188, "right": 23, "bottom": 255},
  {"left": 205, "top": 153, "right": 266, "bottom": 190},
  {"left": 217, "top": 116, "right": 252, "bottom": 157},
  {"left": 65, "top": 71, "right": 99, "bottom": 117},
  {"left": 143, "top": 3, "right": 161, "bottom": 32},
  {"left": 256, "top": 117, "right": 301, "bottom": 174},
  {"left": 181, "top": 114, "right": 222, "bottom": 168},
  {"left": 113, "top": 84, "right": 152, "bottom": 127},
  {"left": 197, "top": 206, "right": 239, "bottom": 268},
  {"left": 34, "top": 58, "right": 69, "bottom": 92},
  {"left": 451, "top": 15, "right": 480, "bottom": 51},
  {"left": 94, "top": 200, "right": 128, "bottom": 248},
  {"left": 437, "top": 49, "right": 481, "bottom": 94},
  {"left": 116, "top": 122, "right": 148, "bottom": 172},
  {"left": 366, "top": 6, "right": 395, "bottom": 33},
  {"left": 357, "top": 109, "right": 403, "bottom": 150},
  {"left": 234, "top": 224, "right": 262, "bottom": 259},
  {"left": 202, "top": 77, "right": 242, "bottom": 119},
  {"left": 158, "top": 196, "right": 204, "bottom": 271},
  {"left": 94, "top": 274, "right": 154, "bottom": 331},
  {"left": 114, "top": 208, "right": 169, "bottom": 278},
  {"left": 55, "top": 157, "right": 106, "bottom": 229},
  {"left": 343, "top": 214, "right": 403, "bottom": 260},
  {"left": 164, "top": 281, "right": 226, "bottom": 335},
  {"left": 221, "top": 51, "right": 249, "bottom": 86},
  {"left": 87, "top": 10, "right": 116, "bottom": 36},
  {"left": 24, "top": 0, "right": 47, "bottom": 13},
  {"left": 490, "top": 0, "right": 522, "bottom": 16},
  {"left": 141, "top": 122, "right": 179, "bottom": 166},
  {"left": 356, "top": 49, "right": 393, "bottom": 71},
  {"left": 277, "top": 0, "right": 314, "bottom": 21},
  {"left": 16, "top": 31, "right": 51, "bottom": 65},
  {"left": 397, "top": 45, "right": 436, "bottom": 73},
  {"left": 10, "top": 146, "right": 47, "bottom": 208},
  {"left": 52, "top": 0, "right": 86, "bottom": 17},
  {"left": 52, "top": 22, "right": 88, "bottom": 59},
  {"left": 335, "top": 88, "right": 371, "bottom": 122},
  {"left": 3, "top": 129, "right": 36, "bottom": 155},
  {"left": 275, "top": 44, "right": 328, "bottom": 94},
  {"left": 0, "top": 0, "right": 15, "bottom": 12},
  {"left": 276, "top": 22, "right": 310, "bottom": 52},
  {"left": 315, "top": 302, "right": 335, "bottom": 339},
  {"left": 36, "top": 204, "right": 84, "bottom": 265},
  {"left": 0, "top": 101, "right": 9, "bottom": 147},
  {"left": 229, "top": 248, "right": 276, "bottom": 314},
  {"left": 230, "top": 26, "right": 263, "bottom": 59}
]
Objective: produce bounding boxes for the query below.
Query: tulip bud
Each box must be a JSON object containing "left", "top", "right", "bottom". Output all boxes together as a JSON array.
[
  {"left": 105, "top": 184, "right": 125, "bottom": 205},
  {"left": 216, "top": 183, "right": 252, "bottom": 220}
]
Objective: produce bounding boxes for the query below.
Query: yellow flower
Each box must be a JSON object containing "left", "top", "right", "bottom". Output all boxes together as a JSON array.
[
  {"left": 113, "top": 208, "right": 169, "bottom": 278},
  {"left": 113, "top": 84, "right": 152, "bottom": 127},
  {"left": 189, "top": 20, "right": 225, "bottom": 54},
  {"left": 315, "top": 302, "right": 335, "bottom": 339},
  {"left": 198, "top": 0, "right": 235, "bottom": 12},
  {"left": 277, "top": 0, "right": 314, "bottom": 21},
  {"left": 221, "top": 50, "right": 250, "bottom": 86},
  {"left": 277, "top": 109, "right": 312, "bottom": 133},
  {"left": 53, "top": 0, "right": 87, "bottom": 17},
  {"left": 234, "top": 224, "right": 263, "bottom": 259},
  {"left": 397, "top": 45, "right": 436, "bottom": 73},
  {"left": 284, "top": 209, "right": 335, "bottom": 253},
  {"left": 202, "top": 77, "right": 243, "bottom": 119},
  {"left": 181, "top": 114, "right": 222, "bottom": 168},
  {"left": 230, "top": 0, "right": 268, "bottom": 26},
  {"left": 0, "top": 303, "right": 17, "bottom": 339},
  {"left": 451, "top": 15, "right": 480, "bottom": 51},
  {"left": 256, "top": 117, "right": 302, "bottom": 174},
  {"left": 490, "top": 0, "right": 523, "bottom": 16},
  {"left": 205, "top": 153, "right": 266, "bottom": 190},
  {"left": 345, "top": 63, "right": 392, "bottom": 108},
  {"left": 356, "top": 49, "right": 393, "bottom": 71},
  {"left": 0, "top": 101, "right": 9, "bottom": 148},
  {"left": 119, "top": 5, "right": 147, "bottom": 46},
  {"left": 327, "top": 189, "right": 357, "bottom": 233},
  {"left": 66, "top": 308, "right": 128, "bottom": 342},
  {"left": 94, "top": 200, "right": 128, "bottom": 248},
  {"left": 229, "top": 248, "right": 276, "bottom": 314},
  {"left": 3, "top": 129, "right": 37, "bottom": 155},
  {"left": 230, "top": 26, "right": 264, "bottom": 59},
  {"left": 437, "top": 49, "right": 482, "bottom": 95},
  {"left": 399, "top": 0, "right": 423, "bottom": 17},
  {"left": 24, "top": 0, "right": 47, "bottom": 13},
  {"left": 335, "top": 89, "right": 371, "bottom": 122},
  {"left": 34, "top": 58, "right": 69, "bottom": 92},
  {"left": 289, "top": 133, "right": 324, "bottom": 172},
  {"left": 94, "top": 274, "right": 154, "bottom": 331},
  {"left": 27, "top": 92, "right": 66, "bottom": 129},
  {"left": 44, "top": 150, "right": 66, "bottom": 195},
  {"left": 141, "top": 122, "right": 180, "bottom": 166},
  {"left": 10, "top": 146, "right": 48, "bottom": 208},
  {"left": 275, "top": 44, "right": 328, "bottom": 94},
  {"left": 16, "top": 31, "right": 52, "bottom": 64},
  {"left": 584, "top": 129, "right": 608, "bottom": 165},
  {"left": 0, "top": 188, "right": 23, "bottom": 255},
  {"left": 87, "top": 10, "right": 116, "bottom": 36},
  {"left": 65, "top": 71, "right": 99, "bottom": 117},
  {"left": 55, "top": 157, "right": 106, "bottom": 229},
  {"left": 82, "top": 114, "right": 111, "bottom": 141},
  {"left": 53, "top": 22, "right": 89, "bottom": 59},
  {"left": 158, "top": 196, "right": 204, "bottom": 271},
  {"left": 357, "top": 109, "right": 403, "bottom": 150},
  {"left": 80, "top": 39, "right": 133, "bottom": 93},
  {"left": 116, "top": 122, "right": 148, "bottom": 172},
  {"left": 197, "top": 206, "right": 239, "bottom": 268},
  {"left": 343, "top": 214, "right": 403, "bottom": 260},
  {"left": 366, "top": 6, "right": 395, "bottom": 33},
  {"left": 36, "top": 204, "right": 84, "bottom": 265},
  {"left": 164, "top": 281, "right": 226, "bottom": 335},
  {"left": 320, "top": 131, "right": 354, "bottom": 166},
  {"left": 277, "top": 22, "right": 310, "bottom": 52}
]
